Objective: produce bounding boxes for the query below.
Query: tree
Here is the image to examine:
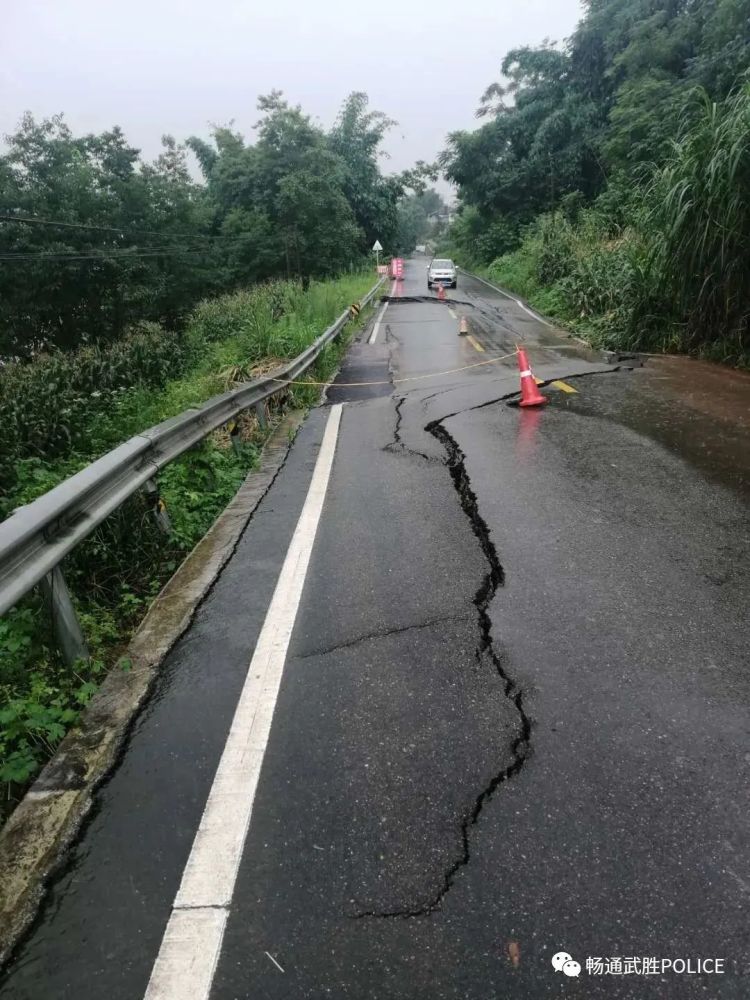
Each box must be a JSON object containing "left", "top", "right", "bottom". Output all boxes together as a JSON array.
[
  {"left": 0, "top": 89, "right": 424, "bottom": 355},
  {"left": 329, "top": 92, "right": 399, "bottom": 250},
  {"left": 395, "top": 189, "right": 450, "bottom": 254},
  {"left": 441, "top": 42, "right": 605, "bottom": 255}
]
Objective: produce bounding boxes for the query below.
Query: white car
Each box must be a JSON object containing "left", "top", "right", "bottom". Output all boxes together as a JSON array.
[{"left": 427, "top": 258, "right": 457, "bottom": 289}]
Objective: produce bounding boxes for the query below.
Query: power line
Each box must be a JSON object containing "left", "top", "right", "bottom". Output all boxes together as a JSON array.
[
  {"left": 0, "top": 212, "right": 234, "bottom": 244},
  {"left": 0, "top": 235, "right": 255, "bottom": 261},
  {"left": 0, "top": 242, "right": 209, "bottom": 260},
  {"left": 0, "top": 245, "right": 226, "bottom": 264},
  {"left": 0, "top": 241, "right": 203, "bottom": 260}
]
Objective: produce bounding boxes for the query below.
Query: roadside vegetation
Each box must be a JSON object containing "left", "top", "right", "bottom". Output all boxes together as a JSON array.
[
  {"left": 0, "top": 84, "right": 433, "bottom": 812},
  {"left": 0, "top": 90, "right": 433, "bottom": 359},
  {"left": 440, "top": 0, "right": 750, "bottom": 367},
  {"left": 0, "top": 272, "right": 373, "bottom": 810},
  {"left": 394, "top": 189, "right": 451, "bottom": 253}
]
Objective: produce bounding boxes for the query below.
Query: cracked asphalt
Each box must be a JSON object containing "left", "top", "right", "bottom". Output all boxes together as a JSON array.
[{"left": 1, "top": 260, "right": 748, "bottom": 999}]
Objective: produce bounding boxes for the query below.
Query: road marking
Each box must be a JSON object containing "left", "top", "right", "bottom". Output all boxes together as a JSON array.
[
  {"left": 551, "top": 379, "right": 578, "bottom": 394},
  {"left": 265, "top": 952, "right": 285, "bottom": 973},
  {"left": 457, "top": 268, "right": 555, "bottom": 327},
  {"left": 516, "top": 300, "right": 554, "bottom": 327},
  {"left": 368, "top": 300, "right": 389, "bottom": 345},
  {"left": 144, "top": 404, "right": 344, "bottom": 1000},
  {"left": 467, "top": 335, "right": 485, "bottom": 353},
  {"left": 447, "top": 307, "right": 457, "bottom": 320}
]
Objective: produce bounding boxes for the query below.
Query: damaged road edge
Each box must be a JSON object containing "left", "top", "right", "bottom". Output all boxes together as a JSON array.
[{"left": 0, "top": 409, "right": 306, "bottom": 970}]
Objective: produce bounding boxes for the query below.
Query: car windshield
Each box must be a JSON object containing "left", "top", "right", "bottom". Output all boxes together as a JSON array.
[{"left": 432, "top": 260, "right": 453, "bottom": 269}]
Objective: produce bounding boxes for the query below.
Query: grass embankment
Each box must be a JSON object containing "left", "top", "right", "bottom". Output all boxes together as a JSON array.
[
  {"left": 458, "top": 208, "right": 749, "bottom": 369},
  {"left": 0, "top": 272, "right": 373, "bottom": 809},
  {"left": 449, "top": 87, "right": 750, "bottom": 370}
]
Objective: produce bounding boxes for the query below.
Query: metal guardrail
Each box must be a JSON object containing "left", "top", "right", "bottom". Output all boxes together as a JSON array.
[{"left": 0, "top": 278, "right": 384, "bottom": 647}]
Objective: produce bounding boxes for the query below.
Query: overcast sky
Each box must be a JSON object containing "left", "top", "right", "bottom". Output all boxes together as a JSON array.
[{"left": 2, "top": 0, "right": 583, "bottom": 190}]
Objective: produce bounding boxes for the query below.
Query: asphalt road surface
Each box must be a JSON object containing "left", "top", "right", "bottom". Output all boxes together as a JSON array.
[{"left": 1, "top": 260, "right": 748, "bottom": 999}]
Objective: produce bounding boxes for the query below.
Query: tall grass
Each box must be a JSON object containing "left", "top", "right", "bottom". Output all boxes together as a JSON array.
[
  {"left": 0, "top": 271, "right": 373, "bottom": 803},
  {"left": 647, "top": 85, "right": 750, "bottom": 361},
  {"left": 479, "top": 86, "right": 750, "bottom": 366},
  {"left": 0, "top": 273, "right": 371, "bottom": 513}
]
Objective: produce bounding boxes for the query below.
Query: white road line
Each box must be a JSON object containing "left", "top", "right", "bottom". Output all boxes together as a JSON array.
[
  {"left": 458, "top": 267, "right": 555, "bottom": 327},
  {"left": 144, "top": 404, "right": 345, "bottom": 1000},
  {"left": 515, "top": 300, "right": 554, "bottom": 328},
  {"left": 368, "top": 299, "right": 389, "bottom": 345}
]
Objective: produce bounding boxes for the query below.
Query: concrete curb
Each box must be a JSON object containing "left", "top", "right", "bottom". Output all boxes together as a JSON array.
[{"left": 0, "top": 409, "right": 305, "bottom": 966}]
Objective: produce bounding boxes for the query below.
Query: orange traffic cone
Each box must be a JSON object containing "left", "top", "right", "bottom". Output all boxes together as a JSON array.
[
  {"left": 517, "top": 347, "right": 547, "bottom": 407},
  {"left": 436, "top": 283, "right": 446, "bottom": 302},
  {"left": 459, "top": 316, "right": 469, "bottom": 335}
]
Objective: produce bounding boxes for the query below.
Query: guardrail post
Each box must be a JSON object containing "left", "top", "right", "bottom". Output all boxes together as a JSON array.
[
  {"left": 255, "top": 402, "right": 268, "bottom": 430},
  {"left": 40, "top": 565, "right": 89, "bottom": 666},
  {"left": 225, "top": 420, "right": 242, "bottom": 456},
  {"left": 143, "top": 478, "right": 172, "bottom": 534}
]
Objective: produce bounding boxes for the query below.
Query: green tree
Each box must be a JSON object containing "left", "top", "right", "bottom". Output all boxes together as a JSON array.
[
  {"left": 0, "top": 116, "right": 212, "bottom": 355},
  {"left": 329, "top": 92, "right": 399, "bottom": 250}
]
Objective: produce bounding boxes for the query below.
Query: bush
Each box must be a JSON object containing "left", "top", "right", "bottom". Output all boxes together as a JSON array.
[
  {"left": 458, "top": 87, "right": 750, "bottom": 368},
  {"left": 0, "top": 274, "right": 372, "bottom": 510},
  {"left": 0, "top": 270, "right": 374, "bottom": 809},
  {"left": 486, "top": 208, "right": 670, "bottom": 353},
  {"left": 0, "top": 323, "right": 189, "bottom": 501},
  {"left": 442, "top": 206, "right": 519, "bottom": 267},
  {"left": 645, "top": 85, "right": 750, "bottom": 363}
]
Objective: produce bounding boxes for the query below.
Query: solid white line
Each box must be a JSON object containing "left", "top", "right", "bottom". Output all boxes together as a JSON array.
[
  {"left": 144, "top": 404, "right": 345, "bottom": 1000},
  {"left": 515, "top": 299, "right": 554, "bottom": 328},
  {"left": 457, "top": 266, "right": 555, "bottom": 327},
  {"left": 265, "top": 952, "right": 285, "bottom": 973},
  {"left": 368, "top": 300, "right": 389, "bottom": 345}
]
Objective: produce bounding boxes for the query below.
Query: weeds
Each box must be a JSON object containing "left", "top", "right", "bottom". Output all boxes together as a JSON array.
[
  {"left": 0, "top": 271, "right": 373, "bottom": 812},
  {"left": 454, "top": 85, "right": 750, "bottom": 369}
]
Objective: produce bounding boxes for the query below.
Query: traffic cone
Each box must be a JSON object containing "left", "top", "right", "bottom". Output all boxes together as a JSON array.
[
  {"left": 459, "top": 316, "right": 469, "bottom": 336},
  {"left": 517, "top": 347, "right": 547, "bottom": 407},
  {"left": 436, "top": 283, "right": 446, "bottom": 302}
]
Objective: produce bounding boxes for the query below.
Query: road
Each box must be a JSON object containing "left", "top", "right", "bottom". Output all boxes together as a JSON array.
[{"left": 1, "top": 260, "right": 748, "bottom": 998}]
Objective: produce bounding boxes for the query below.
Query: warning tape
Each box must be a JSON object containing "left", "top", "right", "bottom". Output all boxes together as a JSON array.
[{"left": 271, "top": 350, "right": 520, "bottom": 388}]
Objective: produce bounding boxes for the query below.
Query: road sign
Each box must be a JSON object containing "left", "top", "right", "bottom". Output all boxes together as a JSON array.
[{"left": 372, "top": 240, "right": 383, "bottom": 252}]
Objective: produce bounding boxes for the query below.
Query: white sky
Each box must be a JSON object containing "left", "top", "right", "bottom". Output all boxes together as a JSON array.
[{"left": 1, "top": 0, "right": 583, "bottom": 190}]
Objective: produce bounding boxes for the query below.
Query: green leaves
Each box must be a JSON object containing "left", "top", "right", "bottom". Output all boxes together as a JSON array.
[
  {"left": 0, "top": 681, "right": 90, "bottom": 793},
  {"left": 442, "top": 0, "right": 750, "bottom": 366},
  {"left": 0, "top": 116, "right": 213, "bottom": 357},
  {"left": 0, "top": 325, "right": 190, "bottom": 504},
  {"left": 646, "top": 84, "right": 750, "bottom": 359},
  {"left": 0, "top": 271, "right": 374, "bottom": 813}
]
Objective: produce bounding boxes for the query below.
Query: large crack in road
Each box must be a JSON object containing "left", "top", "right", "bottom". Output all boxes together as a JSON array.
[{"left": 353, "top": 399, "right": 532, "bottom": 919}]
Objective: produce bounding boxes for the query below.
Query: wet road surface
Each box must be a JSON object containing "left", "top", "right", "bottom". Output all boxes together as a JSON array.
[{"left": 1, "top": 260, "right": 748, "bottom": 998}]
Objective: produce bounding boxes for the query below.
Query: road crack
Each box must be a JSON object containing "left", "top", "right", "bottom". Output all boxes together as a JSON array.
[
  {"left": 298, "top": 614, "right": 470, "bottom": 660},
  {"left": 383, "top": 395, "right": 436, "bottom": 463},
  {"left": 353, "top": 414, "right": 531, "bottom": 920}
]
